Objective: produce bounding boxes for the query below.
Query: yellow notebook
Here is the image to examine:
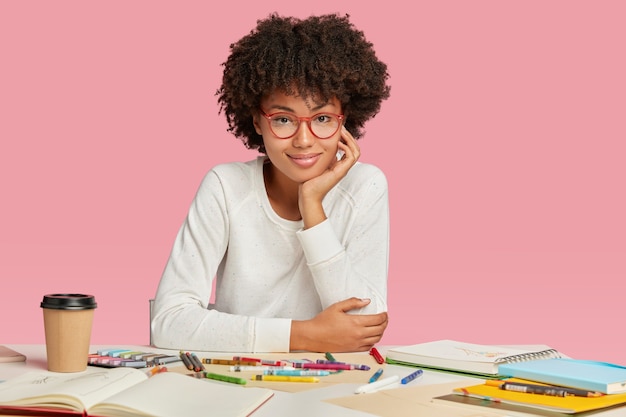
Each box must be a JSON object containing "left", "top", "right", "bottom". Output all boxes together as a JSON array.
[{"left": 446, "top": 378, "right": 626, "bottom": 414}]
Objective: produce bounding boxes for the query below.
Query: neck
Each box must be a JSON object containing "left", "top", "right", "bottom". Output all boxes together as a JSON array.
[{"left": 263, "top": 161, "right": 301, "bottom": 220}]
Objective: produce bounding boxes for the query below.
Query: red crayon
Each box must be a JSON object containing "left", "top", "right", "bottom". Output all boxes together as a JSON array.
[{"left": 369, "top": 347, "right": 385, "bottom": 364}]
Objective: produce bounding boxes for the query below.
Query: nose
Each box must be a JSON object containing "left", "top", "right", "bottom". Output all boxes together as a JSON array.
[{"left": 291, "top": 121, "right": 315, "bottom": 148}]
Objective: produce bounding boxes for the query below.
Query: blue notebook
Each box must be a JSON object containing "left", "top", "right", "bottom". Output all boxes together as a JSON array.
[{"left": 498, "top": 358, "right": 626, "bottom": 394}]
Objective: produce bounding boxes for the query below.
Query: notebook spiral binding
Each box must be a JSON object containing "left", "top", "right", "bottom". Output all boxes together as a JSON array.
[{"left": 495, "top": 348, "right": 562, "bottom": 364}]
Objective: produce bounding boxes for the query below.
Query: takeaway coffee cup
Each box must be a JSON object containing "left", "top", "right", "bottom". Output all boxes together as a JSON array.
[{"left": 41, "top": 294, "right": 97, "bottom": 372}]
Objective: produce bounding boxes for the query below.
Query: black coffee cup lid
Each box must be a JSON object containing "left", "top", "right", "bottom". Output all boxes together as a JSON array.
[{"left": 40, "top": 294, "right": 97, "bottom": 310}]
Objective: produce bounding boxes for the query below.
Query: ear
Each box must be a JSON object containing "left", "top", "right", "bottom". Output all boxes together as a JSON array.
[{"left": 252, "top": 112, "right": 263, "bottom": 135}]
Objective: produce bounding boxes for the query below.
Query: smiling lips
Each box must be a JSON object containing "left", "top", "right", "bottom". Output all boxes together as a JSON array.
[{"left": 289, "top": 153, "right": 321, "bottom": 168}]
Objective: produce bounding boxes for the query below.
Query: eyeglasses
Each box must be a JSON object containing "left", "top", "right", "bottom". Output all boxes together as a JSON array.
[{"left": 259, "top": 108, "right": 344, "bottom": 139}]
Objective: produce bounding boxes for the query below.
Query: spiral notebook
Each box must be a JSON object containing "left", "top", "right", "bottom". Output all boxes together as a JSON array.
[{"left": 385, "top": 340, "right": 565, "bottom": 377}]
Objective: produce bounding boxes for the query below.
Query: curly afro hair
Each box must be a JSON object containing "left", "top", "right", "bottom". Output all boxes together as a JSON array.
[{"left": 216, "top": 13, "right": 391, "bottom": 153}]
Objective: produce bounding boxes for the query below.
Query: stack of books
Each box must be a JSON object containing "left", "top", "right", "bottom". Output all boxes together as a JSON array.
[{"left": 386, "top": 340, "right": 626, "bottom": 415}]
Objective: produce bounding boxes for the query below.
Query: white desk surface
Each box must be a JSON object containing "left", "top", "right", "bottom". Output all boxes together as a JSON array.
[{"left": 2, "top": 344, "right": 626, "bottom": 417}]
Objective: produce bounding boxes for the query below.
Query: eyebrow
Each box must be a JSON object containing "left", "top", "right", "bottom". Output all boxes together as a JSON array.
[{"left": 267, "top": 102, "right": 334, "bottom": 113}]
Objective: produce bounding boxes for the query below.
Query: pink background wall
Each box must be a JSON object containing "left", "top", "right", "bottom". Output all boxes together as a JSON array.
[{"left": 1, "top": 2, "right": 624, "bottom": 363}]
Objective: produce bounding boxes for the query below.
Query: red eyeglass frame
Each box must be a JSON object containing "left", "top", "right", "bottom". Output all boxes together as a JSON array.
[{"left": 258, "top": 108, "right": 344, "bottom": 139}]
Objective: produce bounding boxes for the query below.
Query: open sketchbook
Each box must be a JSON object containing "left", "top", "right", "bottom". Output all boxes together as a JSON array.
[
  {"left": 0, "top": 367, "right": 273, "bottom": 417},
  {"left": 386, "top": 340, "right": 564, "bottom": 377}
]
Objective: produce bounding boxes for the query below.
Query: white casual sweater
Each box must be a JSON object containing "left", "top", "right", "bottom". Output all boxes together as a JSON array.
[{"left": 151, "top": 156, "right": 389, "bottom": 352}]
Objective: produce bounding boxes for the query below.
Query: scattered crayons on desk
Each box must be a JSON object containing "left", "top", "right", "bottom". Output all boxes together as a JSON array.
[{"left": 90, "top": 349, "right": 375, "bottom": 376}]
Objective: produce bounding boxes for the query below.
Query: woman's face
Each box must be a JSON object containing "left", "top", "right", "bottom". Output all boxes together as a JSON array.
[{"left": 253, "top": 91, "right": 343, "bottom": 184}]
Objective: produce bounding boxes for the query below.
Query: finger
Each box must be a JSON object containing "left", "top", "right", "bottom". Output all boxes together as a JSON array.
[
  {"left": 346, "top": 323, "right": 386, "bottom": 348},
  {"left": 335, "top": 139, "right": 350, "bottom": 163},
  {"left": 354, "top": 312, "right": 388, "bottom": 327},
  {"left": 341, "top": 125, "right": 356, "bottom": 143},
  {"left": 360, "top": 336, "right": 383, "bottom": 350},
  {"left": 335, "top": 297, "right": 371, "bottom": 312},
  {"left": 340, "top": 126, "right": 361, "bottom": 160},
  {"left": 364, "top": 317, "right": 388, "bottom": 334},
  {"left": 354, "top": 331, "right": 385, "bottom": 350},
  {"left": 361, "top": 330, "right": 385, "bottom": 348}
]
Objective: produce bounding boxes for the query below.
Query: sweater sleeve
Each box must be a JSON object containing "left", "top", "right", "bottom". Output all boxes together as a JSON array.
[
  {"left": 296, "top": 164, "right": 389, "bottom": 314},
  {"left": 150, "top": 169, "right": 292, "bottom": 352}
]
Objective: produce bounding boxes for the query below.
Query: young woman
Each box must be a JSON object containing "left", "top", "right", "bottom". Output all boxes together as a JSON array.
[{"left": 151, "top": 13, "right": 391, "bottom": 352}]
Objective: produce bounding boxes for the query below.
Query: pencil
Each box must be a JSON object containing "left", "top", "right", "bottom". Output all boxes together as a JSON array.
[{"left": 487, "top": 380, "right": 604, "bottom": 397}]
